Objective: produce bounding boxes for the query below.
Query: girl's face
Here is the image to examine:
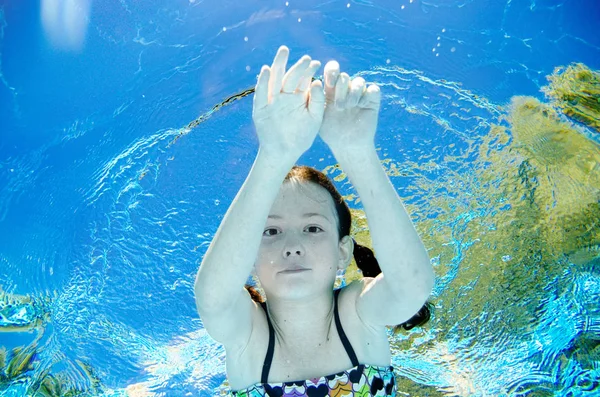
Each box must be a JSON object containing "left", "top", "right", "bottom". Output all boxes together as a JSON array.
[{"left": 254, "top": 181, "right": 351, "bottom": 300}]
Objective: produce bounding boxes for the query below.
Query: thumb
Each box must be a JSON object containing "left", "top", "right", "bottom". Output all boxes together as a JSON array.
[{"left": 308, "top": 79, "right": 325, "bottom": 119}]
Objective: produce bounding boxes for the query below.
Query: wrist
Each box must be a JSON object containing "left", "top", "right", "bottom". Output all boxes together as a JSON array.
[
  {"left": 256, "top": 147, "right": 299, "bottom": 174},
  {"left": 332, "top": 146, "right": 385, "bottom": 187}
]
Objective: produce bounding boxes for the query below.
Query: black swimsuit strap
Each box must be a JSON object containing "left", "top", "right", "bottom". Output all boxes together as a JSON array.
[
  {"left": 260, "top": 301, "right": 275, "bottom": 384},
  {"left": 334, "top": 288, "right": 360, "bottom": 367},
  {"left": 259, "top": 289, "right": 360, "bottom": 384}
]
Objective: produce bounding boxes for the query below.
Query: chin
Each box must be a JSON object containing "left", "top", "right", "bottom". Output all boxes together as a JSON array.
[{"left": 269, "top": 283, "right": 334, "bottom": 302}]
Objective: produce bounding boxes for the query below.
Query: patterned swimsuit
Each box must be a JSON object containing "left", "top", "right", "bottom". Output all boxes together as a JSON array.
[{"left": 230, "top": 289, "right": 397, "bottom": 397}]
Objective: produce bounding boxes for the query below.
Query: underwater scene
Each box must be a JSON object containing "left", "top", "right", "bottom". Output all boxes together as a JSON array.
[{"left": 0, "top": 1, "right": 599, "bottom": 396}]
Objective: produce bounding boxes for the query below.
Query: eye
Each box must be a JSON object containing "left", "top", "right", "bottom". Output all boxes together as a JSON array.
[
  {"left": 306, "top": 226, "right": 323, "bottom": 233},
  {"left": 263, "top": 228, "right": 279, "bottom": 236}
]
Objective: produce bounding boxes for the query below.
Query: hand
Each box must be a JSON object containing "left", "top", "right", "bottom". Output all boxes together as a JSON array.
[
  {"left": 253, "top": 46, "right": 325, "bottom": 160},
  {"left": 319, "top": 61, "right": 381, "bottom": 154}
]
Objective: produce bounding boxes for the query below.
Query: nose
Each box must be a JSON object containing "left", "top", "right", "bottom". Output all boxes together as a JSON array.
[{"left": 283, "top": 236, "right": 304, "bottom": 258}]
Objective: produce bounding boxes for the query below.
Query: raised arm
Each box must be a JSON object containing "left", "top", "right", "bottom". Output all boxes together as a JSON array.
[
  {"left": 194, "top": 46, "right": 325, "bottom": 314},
  {"left": 320, "top": 62, "right": 434, "bottom": 326}
]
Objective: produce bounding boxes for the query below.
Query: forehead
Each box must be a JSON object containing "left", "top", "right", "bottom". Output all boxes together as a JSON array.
[{"left": 270, "top": 181, "right": 335, "bottom": 218}]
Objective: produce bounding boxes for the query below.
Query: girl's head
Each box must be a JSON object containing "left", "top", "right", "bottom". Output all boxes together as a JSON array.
[
  {"left": 252, "top": 166, "right": 354, "bottom": 301},
  {"left": 247, "top": 165, "right": 431, "bottom": 331}
]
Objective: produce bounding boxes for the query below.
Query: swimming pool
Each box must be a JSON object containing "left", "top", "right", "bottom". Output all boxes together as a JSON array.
[{"left": 1, "top": 1, "right": 599, "bottom": 396}]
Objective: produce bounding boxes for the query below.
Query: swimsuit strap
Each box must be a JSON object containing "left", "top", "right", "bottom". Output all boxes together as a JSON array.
[
  {"left": 260, "top": 301, "right": 275, "bottom": 384},
  {"left": 334, "top": 288, "right": 360, "bottom": 367},
  {"left": 259, "top": 289, "right": 360, "bottom": 384}
]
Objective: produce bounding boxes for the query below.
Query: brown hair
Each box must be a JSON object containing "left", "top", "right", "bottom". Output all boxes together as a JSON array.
[{"left": 245, "top": 165, "right": 431, "bottom": 331}]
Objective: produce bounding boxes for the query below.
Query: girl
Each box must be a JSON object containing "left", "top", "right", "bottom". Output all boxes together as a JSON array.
[{"left": 195, "top": 46, "right": 434, "bottom": 397}]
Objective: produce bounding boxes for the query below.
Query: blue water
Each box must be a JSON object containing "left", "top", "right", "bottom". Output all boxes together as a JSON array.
[{"left": 1, "top": 1, "right": 599, "bottom": 396}]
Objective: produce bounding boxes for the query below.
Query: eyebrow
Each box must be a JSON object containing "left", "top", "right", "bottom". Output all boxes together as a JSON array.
[{"left": 267, "top": 213, "right": 330, "bottom": 222}]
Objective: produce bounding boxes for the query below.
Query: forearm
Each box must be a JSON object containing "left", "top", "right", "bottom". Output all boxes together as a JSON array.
[
  {"left": 334, "top": 147, "right": 434, "bottom": 297},
  {"left": 195, "top": 148, "right": 296, "bottom": 310}
]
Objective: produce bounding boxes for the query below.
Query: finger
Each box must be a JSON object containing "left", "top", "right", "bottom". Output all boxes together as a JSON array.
[
  {"left": 335, "top": 72, "right": 350, "bottom": 109},
  {"left": 269, "top": 45, "right": 290, "bottom": 99},
  {"left": 346, "top": 77, "right": 365, "bottom": 108},
  {"left": 297, "top": 60, "right": 321, "bottom": 92},
  {"left": 282, "top": 55, "right": 311, "bottom": 93},
  {"left": 254, "top": 65, "right": 271, "bottom": 109},
  {"left": 358, "top": 84, "right": 381, "bottom": 109},
  {"left": 307, "top": 79, "right": 325, "bottom": 118},
  {"left": 324, "top": 61, "right": 340, "bottom": 102}
]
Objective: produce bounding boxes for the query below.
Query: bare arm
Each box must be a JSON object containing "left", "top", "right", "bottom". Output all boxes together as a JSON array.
[
  {"left": 320, "top": 63, "right": 433, "bottom": 325},
  {"left": 336, "top": 147, "right": 434, "bottom": 317}
]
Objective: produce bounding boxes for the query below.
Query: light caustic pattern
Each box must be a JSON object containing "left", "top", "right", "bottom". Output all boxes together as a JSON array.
[{"left": 1, "top": 64, "right": 599, "bottom": 396}]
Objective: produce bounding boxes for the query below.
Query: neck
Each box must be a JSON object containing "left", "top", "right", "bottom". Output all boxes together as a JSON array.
[{"left": 265, "top": 290, "right": 336, "bottom": 346}]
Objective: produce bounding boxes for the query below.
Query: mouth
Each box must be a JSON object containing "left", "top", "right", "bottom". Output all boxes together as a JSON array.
[{"left": 279, "top": 266, "right": 310, "bottom": 274}]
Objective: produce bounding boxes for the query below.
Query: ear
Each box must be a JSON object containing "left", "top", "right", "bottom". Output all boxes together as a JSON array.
[{"left": 337, "top": 235, "right": 354, "bottom": 270}]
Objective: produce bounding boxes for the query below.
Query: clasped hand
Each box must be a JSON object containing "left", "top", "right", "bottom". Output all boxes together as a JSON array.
[{"left": 253, "top": 46, "right": 381, "bottom": 160}]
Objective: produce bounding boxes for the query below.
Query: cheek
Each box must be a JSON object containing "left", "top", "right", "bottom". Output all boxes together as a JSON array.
[
  {"left": 255, "top": 248, "right": 278, "bottom": 272},
  {"left": 253, "top": 262, "right": 270, "bottom": 283},
  {"left": 257, "top": 244, "right": 277, "bottom": 262}
]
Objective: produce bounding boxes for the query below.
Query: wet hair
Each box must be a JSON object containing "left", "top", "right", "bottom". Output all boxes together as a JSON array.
[{"left": 245, "top": 165, "right": 431, "bottom": 331}]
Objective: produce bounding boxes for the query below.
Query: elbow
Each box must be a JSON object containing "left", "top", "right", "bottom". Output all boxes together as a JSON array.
[
  {"left": 194, "top": 279, "right": 207, "bottom": 312},
  {"left": 193, "top": 270, "right": 203, "bottom": 298},
  {"left": 194, "top": 266, "right": 241, "bottom": 314},
  {"left": 413, "top": 259, "right": 435, "bottom": 306},
  {"left": 194, "top": 269, "right": 212, "bottom": 311},
  {"left": 194, "top": 285, "right": 220, "bottom": 315}
]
